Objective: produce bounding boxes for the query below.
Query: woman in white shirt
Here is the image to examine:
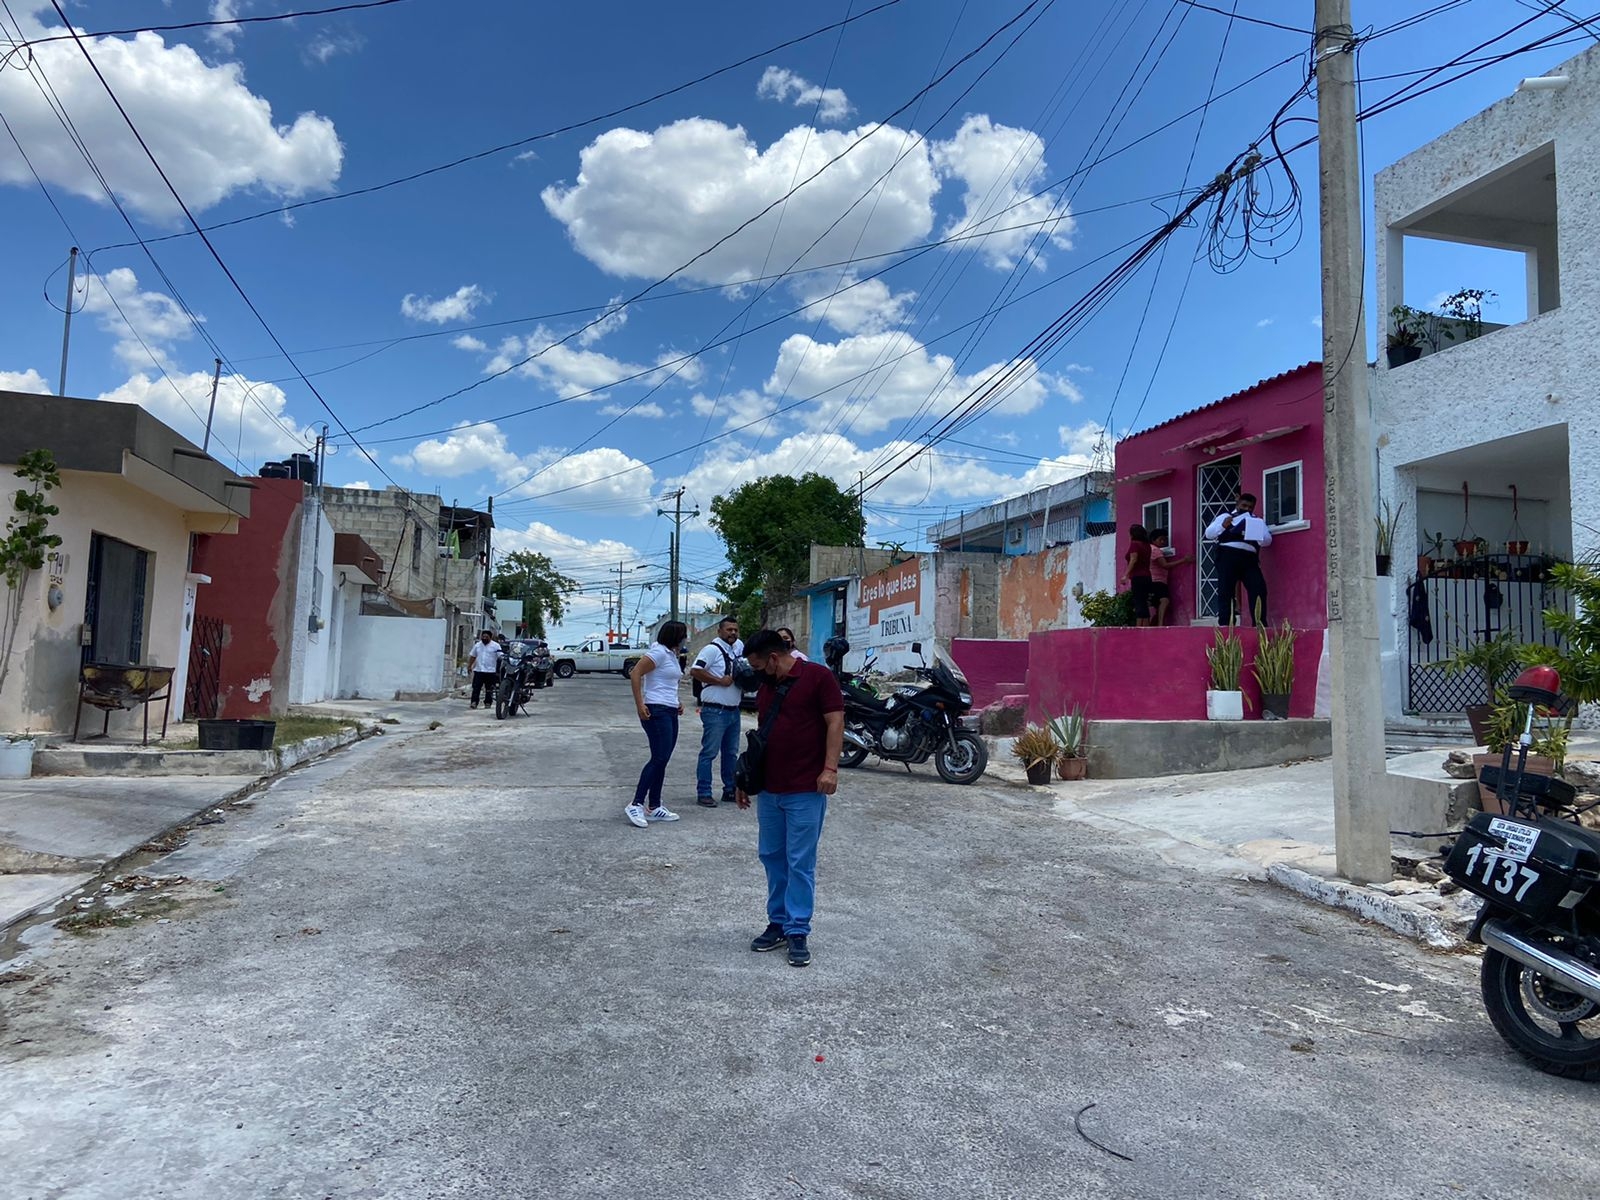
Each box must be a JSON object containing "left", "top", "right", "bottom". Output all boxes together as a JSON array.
[
  {"left": 777, "top": 627, "right": 808, "bottom": 661},
  {"left": 626, "top": 621, "right": 689, "bottom": 827}
]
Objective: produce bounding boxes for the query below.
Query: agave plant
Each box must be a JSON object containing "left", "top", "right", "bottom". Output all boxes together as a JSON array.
[{"left": 1047, "top": 707, "right": 1087, "bottom": 759}]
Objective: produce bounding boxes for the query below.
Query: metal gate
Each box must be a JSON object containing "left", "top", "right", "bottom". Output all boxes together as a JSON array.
[
  {"left": 185, "top": 615, "right": 223, "bottom": 719},
  {"left": 1196, "top": 458, "right": 1241, "bottom": 620}
]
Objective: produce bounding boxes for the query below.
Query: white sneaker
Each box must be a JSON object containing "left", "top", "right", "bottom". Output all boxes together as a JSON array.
[
  {"left": 646, "top": 806, "right": 680, "bottom": 822},
  {"left": 624, "top": 804, "right": 648, "bottom": 828}
]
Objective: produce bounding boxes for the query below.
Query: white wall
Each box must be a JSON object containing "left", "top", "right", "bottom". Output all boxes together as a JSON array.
[
  {"left": 337, "top": 614, "right": 446, "bottom": 700},
  {"left": 845, "top": 556, "right": 935, "bottom": 675},
  {"left": 1064, "top": 534, "right": 1117, "bottom": 626},
  {"left": 288, "top": 506, "right": 337, "bottom": 705}
]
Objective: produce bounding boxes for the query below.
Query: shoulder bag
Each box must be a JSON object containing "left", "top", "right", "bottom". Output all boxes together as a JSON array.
[{"left": 734, "top": 676, "right": 796, "bottom": 796}]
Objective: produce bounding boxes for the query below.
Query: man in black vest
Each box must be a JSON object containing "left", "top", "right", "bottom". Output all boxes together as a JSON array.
[{"left": 1204, "top": 490, "right": 1274, "bottom": 625}]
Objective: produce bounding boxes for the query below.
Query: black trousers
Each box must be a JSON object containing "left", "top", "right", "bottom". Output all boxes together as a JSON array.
[
  {"left": 1215, "top": 549, "right": 1267, "bottom": 625},
  {"left": 471, "top": 670, "right": 497, "bottom": 705}
]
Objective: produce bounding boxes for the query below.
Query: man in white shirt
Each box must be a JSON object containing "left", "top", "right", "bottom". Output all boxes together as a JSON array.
[
  {"left": 1204, "top": 490, "right": 1274, "bottom": 626},
  {"left": 468, "top": 630, "right": 503, "bottom": 710},
  {"left": 691, "top": 616, "right": 745, "bottom": 807}
]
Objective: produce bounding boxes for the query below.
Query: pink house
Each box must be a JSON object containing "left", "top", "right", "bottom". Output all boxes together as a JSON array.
[{"left": 1113, "top": 362, "right": 1327, "bottom": 630}]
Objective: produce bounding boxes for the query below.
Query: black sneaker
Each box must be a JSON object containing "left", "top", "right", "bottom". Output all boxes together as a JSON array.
[
  {"left": 750, "top": 924, "right": 787, "bottom": 952},
  {"left": 786, "top": 935, "right": 811, "bottom": 968},
  {"left": 720, "top": 790, "right": 737, "bottom": 806},
  {"left": 696, "top": 796, "right": 717, "bottom": 808}
]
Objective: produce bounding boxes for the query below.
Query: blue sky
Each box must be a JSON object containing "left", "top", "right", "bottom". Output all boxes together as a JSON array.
[{"left": 0, "top": 0, "right": 1591, "bottom": 638}]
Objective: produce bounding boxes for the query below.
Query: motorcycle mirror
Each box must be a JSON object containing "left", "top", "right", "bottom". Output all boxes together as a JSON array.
[{"left": 911, "top": 642, "right": 922, "bottom": 655}]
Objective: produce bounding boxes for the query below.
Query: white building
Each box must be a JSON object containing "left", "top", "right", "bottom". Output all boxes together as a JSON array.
[{"left": 1372, "top": 45, "right": 1599, "bottom": 717}]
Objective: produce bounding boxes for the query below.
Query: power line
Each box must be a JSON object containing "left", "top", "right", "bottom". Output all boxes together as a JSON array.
[{"left": 1174, "top": 0, "right": 1309, "bottom": 34}]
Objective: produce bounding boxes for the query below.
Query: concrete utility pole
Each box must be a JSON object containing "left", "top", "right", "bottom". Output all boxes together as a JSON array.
[
  {"left": 201, "top": 358, "right": 222, "bottom": 454},
  {"left": 57, "top": 246, "right": 78, "bottom": 396},
  {"left": 1316, "top": 0, "right": 1391, "bottom": 884},
  {"left": 658, "top": 488, "right": 699, "bottom": 624}
]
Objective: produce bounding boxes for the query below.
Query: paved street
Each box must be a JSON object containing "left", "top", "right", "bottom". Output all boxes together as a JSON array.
[{"left": 2, "top": 677, "right": 1598, "bottom": 1199}]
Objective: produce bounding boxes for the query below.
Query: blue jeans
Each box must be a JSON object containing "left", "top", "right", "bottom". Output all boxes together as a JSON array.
[
  {"left": 757, "top": 791, "right": 827, "bottom": 937},
  {"left": 633, "top": 705, "right": 679, "bottom": 808},
  {"left": 697, "top": 705, "right": 741, "bottom": 799}
]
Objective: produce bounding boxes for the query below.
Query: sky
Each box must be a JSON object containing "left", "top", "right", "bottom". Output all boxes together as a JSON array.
[{"left": 0, "top": 0, "right": 1593, "bottom": 642}]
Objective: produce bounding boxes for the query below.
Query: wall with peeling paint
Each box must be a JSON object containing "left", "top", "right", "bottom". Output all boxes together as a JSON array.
[{"left": 995, "top": 535, "right": 1118, "bottom": 638}]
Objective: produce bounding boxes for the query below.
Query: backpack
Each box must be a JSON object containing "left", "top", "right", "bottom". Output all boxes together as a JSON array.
[{"left": 692, "top": 642, "right": 735, "bottom": 702}]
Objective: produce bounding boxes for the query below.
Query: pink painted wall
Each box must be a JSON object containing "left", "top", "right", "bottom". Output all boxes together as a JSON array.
[
  {"left": 1113, "top": 363, "right": 1328, "bottom": 630},
  {"left": 951, "top": 638, "right": 1030, "bottom": 709},
  {"left": 1024, "top": 626, "right": 1324, "bottom": 722}
]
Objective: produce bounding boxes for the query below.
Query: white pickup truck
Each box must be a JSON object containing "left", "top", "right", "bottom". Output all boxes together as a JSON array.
[{"left": 551, "top": 638, "right": 643, "bottom": 678}]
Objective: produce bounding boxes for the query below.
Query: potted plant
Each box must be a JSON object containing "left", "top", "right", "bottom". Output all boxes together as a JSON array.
[
  {"left": 1252, "top": 621, "right": 1296, "bottom": 721},
  {"left": 1205, "top": 627, "right": 1246, "bottom": 721},
  {"left": 0, "top": 729, "right": 36, "bottom": 780},
  {"left": 1047, "top": 707, "right": 1088, "bottom": 780},
  {"left": 1473, "top": 697, "right": 1568, "bottom": 815},
  {"left": 1385, "top": 305, "right": 1424, "bottom": 368},
  {"left": 1374, "top": 499, "right": 1402, "bottom": 576},
  {"left": 1, "top": 449, "right": 62, "bottom": 776},
  {"left": 1432, "top": 629, "right": 1525, "bottom": 743},
  {"left": 1505, "top": 483, "right": 1528, "bottom": 555},
  {"left": 1012, "top": 724, "right": 1059, "bottom": 785},
  {"left": 1441, "top": 287, "right": 1496, "bottom": 342},
  {"left": 1418, "top": 530, "right": 1446, "bottom": 578}
]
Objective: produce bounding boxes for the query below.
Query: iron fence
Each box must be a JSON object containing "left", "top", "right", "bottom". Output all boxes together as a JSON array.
[{"left": 185, "top": 615, "right": 223, "bottom": 720}]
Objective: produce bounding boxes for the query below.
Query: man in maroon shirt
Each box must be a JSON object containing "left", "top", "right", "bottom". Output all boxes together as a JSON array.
[{"left": 736, "top": 628, "right": 845, "bottom": 968}]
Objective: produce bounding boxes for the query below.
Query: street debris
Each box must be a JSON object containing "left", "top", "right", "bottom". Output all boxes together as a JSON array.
[
  {"left": 196, "top": 809, "right": 226, "bottom": 826},
  {"left": 1073, "top": 1103, "right": 1133, "bottom": 1163}
]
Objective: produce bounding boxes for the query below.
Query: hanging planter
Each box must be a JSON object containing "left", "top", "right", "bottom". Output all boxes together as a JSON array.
[
  {"left": 1453, "top": 481, "right": 1478, "bottom": 559},
  {"left": 1505, "top": 484, "right": 1529, "bottom": 555}
]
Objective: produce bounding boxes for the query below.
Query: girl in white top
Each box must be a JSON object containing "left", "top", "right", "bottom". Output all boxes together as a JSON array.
[
  {"left": 626, "top": 622, "right": 688, "bottom": 827},
  {"left": 777, "top": 627, "right": 808, "bottom": 661}
]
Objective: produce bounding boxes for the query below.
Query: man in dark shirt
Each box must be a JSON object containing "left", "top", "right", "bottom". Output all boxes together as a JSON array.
[{"left": 736, "top": 628, "right": 845, "bottom": 968}]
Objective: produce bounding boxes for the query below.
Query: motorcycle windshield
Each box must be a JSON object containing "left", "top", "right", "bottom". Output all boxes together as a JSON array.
[{"left": 929, "top": 645, "right": 971, "bottom": 695}]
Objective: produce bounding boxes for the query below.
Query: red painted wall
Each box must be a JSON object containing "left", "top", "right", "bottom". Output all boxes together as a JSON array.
[
  {"left": 1113, "top": 363, "right": 1328, "bottom": 630},
  {"left": 192, "top": 477, "right": 304, "bottom": 717},
  {"left": 951, "top": 638, "right": 1031, "bottom": 709},
  {"left": 1024, "top": 626, "right": 1324, "bottom": 722}
]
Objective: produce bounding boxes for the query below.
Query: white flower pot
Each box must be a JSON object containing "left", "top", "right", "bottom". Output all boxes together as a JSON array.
[
  {"left": 0, "top": 739, "right": 36, "bottom": 779},
  {"left": 1206, "top": 690, "right": 1244, "bottom": 721}
]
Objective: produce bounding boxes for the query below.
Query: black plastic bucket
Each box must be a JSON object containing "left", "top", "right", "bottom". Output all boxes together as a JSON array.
[{"left": 197, "top": 719, "right": 277, "bottom": 751}]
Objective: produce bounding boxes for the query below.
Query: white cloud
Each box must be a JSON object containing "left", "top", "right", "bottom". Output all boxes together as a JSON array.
[
  {"left": 1310, "top": 316, "right": 1323, "bottom": 329},
  {"left": 479, "top": 324, "right": 700, "bottom": 400},
  {"left": 401, "top": 285, "right": 487, "bottom": 325},
  {"left": 0, "top": 5, "right": 342, "bottom": 221},
  {"left": 207, "top": 1, "right": 244, "bottom": 49},
  {"left": 0, "top": 368, "right": 51, "bottom": 394},
  {"left": 99, "top": 370, "right": 315, "bottom": 462},
  {"left": 81, "top": 267, "right": 196, "bottom": 371},
  {"left": 1256, "top": 317, "right": 1275, "bottom": 328},
  {"left": 794, "top": 272, "right": 916, "bottom": 335},
  {"left": 600, "top": 401, "right": 667, "bottom": 419},
  {"left": 1058, "top": 420, "right": 1105, "bottom": 460},
  {"left": 757, "top": 66, "right": 853, "bottom": 124},
  {"left": 933, "top": 114, "right": 1074, "bottom": 270},
  {"left": 394, "top": 421, "right": 518, "bottom": 477},
  {"left": 452, "top": 334, "right": 487, "bottom": 352},
  {"left": 303, "top": 30, "right": 365, "bottom": 65},
  {"left": 765, "top": 331, "right": 1063, "bottom": 435},
  {"left": 577, "top": 302, "right": 628, "bottom": 347},
  {"left": 542, "top": 117, "right": 938, "bottom": 286},
  {"left": 341, "top": 480, "right": 373, "bottom": 490},
  {"left": 497, "top": 521, "right": 644, "bottom": 574},
  {"left": 690, "top": 388, "right": 779, "bottom": 432}
]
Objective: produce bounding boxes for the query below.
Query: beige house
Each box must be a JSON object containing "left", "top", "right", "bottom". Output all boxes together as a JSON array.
[{"left": 0, "top": 392, "right": 249, "bottom": 737}]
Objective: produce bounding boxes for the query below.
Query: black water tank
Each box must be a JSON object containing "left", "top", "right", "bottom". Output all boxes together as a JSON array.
[
  {"left": 259, "top": 461, "right": 292, "bottom": 479},
  {"left": 288, "top": 452, "right": 318, "bottom": 485}
]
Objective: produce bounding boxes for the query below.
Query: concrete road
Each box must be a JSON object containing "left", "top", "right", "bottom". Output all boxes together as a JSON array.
[{"left": 2, "top": 677, "right": 1596, "bottom": 1199}]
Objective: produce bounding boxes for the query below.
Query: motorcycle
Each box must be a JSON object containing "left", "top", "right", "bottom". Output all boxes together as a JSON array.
[
  {"left": 1442, "top": 665, "right": 1600, "bottom": 1080},
  {"left": 494, "top": 641, "right": 542, "bottom": 720},
  {"left": 826, "top": 638, "right": 988, "bottom": 785}
]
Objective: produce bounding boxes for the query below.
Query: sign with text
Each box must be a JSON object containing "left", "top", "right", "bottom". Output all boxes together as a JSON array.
[{"left": 847, "top": 557, "right": 933, "bottom": 673}]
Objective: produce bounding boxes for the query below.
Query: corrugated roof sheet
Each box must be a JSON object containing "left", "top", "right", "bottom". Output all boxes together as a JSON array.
[{"left": 1121, "top": 362, "right": 1321, "bottom": 443}]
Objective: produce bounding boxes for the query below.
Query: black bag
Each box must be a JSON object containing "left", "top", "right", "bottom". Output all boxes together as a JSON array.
[
  {"left": 692, "top": 643, "right": 735, "bottom": 702},
  {"left": 734, "top": 678, "right": 794, "bottom": 796}
]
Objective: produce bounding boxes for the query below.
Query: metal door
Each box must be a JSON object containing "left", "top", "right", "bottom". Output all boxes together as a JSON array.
[
  {"left": 1196, "top": 458, "right": 1241, "bottom": 620},
  {"left": 185, "top": 615, "right": 223, "bottom": 719}
]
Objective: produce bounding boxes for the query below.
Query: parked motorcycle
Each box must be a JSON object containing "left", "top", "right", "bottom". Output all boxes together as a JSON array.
[
  {"left": 1442, "top": 665, "right": 1600, "bottom": 1079},
  {"left": 494, "top": 640, "right": 545, "bottom": 719},
  {"left": 825, "top": 638, "right": 987, "bottom": 785}
]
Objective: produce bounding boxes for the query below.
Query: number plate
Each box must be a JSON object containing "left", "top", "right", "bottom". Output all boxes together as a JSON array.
[{"left": 1485, "top": 818, "right": 1540, "bottom": 863}]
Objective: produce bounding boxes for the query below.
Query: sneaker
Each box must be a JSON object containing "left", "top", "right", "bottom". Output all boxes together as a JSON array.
[
  {"left": 749, "top": 924, "right": 787, "bottom": 953},
  {"left": 646, "top": 806, "right": 680, "bottom": 822},
  {"left": 787, "top": 935, "right": 812, "bottom": 968},
  {"left": 720, "top": 790, "right": 737, "bottom": 806},
  {"left": 469, "top": 703, "right": 478, "bottom": 710},
  {"left": 696, "top": 796, "right": 718, "bottom": 808},
  {"left": 624, "top": 804, "right": 648, "bottom": 828}
]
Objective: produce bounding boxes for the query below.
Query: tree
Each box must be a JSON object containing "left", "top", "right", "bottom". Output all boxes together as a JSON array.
[
  {"left": 709, "top": 473, "right": 863, "bottom": 628},
  {"left": 1, "top": 450, "right": 63, "bottom": 703},
  {"left": 491, "top": 550, "right": 578, "bottom": 637}
]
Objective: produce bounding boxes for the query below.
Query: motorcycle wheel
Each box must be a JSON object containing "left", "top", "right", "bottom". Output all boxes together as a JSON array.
[
  {"left": 494, "top": 677, "right": 513, "bottom": 720},
  {"left": 838, "top": 740, "right": 868, "bottom": 769},
  {"left": 1480, "top": 944, "right": 1600, "bottom": 1080},
  {"left": 934, "top": 730, "right": 988, "bottom": 785}
]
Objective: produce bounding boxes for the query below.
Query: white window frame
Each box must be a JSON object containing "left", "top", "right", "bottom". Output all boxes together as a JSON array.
[
  {"left": 1141, "top": 497, "right": 1172, "bottom": 536},
  {"left": 1262, "top": 461, "right": 1308, "bottom": 532}
]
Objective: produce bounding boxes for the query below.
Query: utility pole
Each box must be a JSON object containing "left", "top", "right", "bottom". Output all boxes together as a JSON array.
[
  {"left": 658, "top": 488, "right": 699, "bottom": 624},
  {"left": 201, "top": 358, "right": 222, "bottom": 454},
  {"left": 57, "top": 246, "right": 78, "bottom": 396},
  {"left": 1316, "top": 0, "right": 1391, "bottom": 884}
]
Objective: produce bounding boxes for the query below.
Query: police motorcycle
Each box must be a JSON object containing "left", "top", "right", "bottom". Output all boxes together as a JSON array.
[
  {"left": 494, "top": 638, "right": 547, "bottom": 720},
  {"left": 1442, "top": 665, "right": 1600, "bottom": 1079},
  {"left": 823, "top": 637, "right": 988, "bottom": 785}
]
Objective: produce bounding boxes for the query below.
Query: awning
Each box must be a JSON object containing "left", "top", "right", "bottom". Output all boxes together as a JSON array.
[
  {"left": 1160, "top": 421, "right": 1245, "bottom": 455},
  {"left": 1112, "top": 466, "right": 1175, "bottom": 486},
  {"left": 1210, "top": 424, "right": 1308, "bottom": 454},
  {"left": 794, "top": 575, "right": 854, "bottom": 596}
]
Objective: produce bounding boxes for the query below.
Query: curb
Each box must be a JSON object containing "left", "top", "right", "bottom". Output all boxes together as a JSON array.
[
  {"left": 34, "top": 723, "right": 377, "bottom": 778},
  {"left": 1267, "top": 864, "right": 1462, "bottom": 950}
]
